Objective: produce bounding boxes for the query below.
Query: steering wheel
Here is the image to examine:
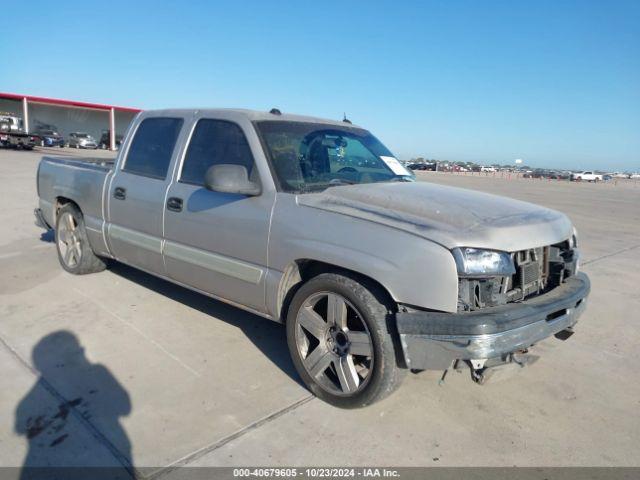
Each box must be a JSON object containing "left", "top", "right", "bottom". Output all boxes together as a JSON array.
[{"left": 337, "top": 167, "right": 358, "bottom": 174}]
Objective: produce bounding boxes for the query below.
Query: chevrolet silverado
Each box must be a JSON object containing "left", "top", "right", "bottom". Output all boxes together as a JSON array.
[{"left": 35, "top": 108, "right": 590, "bottom": 408}]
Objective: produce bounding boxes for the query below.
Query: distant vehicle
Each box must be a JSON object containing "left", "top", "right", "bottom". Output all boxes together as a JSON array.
[
  {"left": 480, "top": 166, "right": 497, "bottom": 172},
  {"left": 34, "top": 129, "right": 65, "bottom": 148},
  {"left": 408, "top": 163, "right": 426, "bottom": 170},
  {"left": 571, "top": 171, "right": 602, "bottom": 182},
  {"left": 602, "top": 174, "right": 613, "bottom": 181},
  {"left": 628, "top": 173, "right": 640, "bottom": 179},
  {"left": 523, "top": 169, "right": 550, "bottom": 179},
  {"left": 98, "top": 130, "right": 124, "bottom": 149},
  {"left": 546, "top": 171, "right": 570, "bottom": 180},
  {"left": 67, "top": 132, "right": 98, "bottom": 149},
  {"left": 0, "top": 113, "right": 36, "bottom": 150},
  {"left": 408, "top": 163, "right": 436, "bottom": 171}
]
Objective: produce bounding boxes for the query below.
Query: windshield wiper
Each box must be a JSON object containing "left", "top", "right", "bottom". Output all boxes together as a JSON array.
[
  {"left": 388, "top": 175, "right": 414, "bottom": 182},
  {"left": 327, "top": 178, "right": 355, "bottom": 186}
]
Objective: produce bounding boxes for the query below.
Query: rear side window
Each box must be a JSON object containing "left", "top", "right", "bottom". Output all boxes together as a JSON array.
[
  {"left": 124, "top": 117, "right": 183, "bottom": 179},
  {"left": 180, "top": 119, "right": 254, "bottom": 186}
]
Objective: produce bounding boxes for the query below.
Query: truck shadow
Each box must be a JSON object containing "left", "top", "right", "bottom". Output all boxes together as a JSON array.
[
  {"left": 107, "top": 262, "right": 302, "bottom": 386},
  {"left": 40, "top": 229, "right": 55, "bottom": 243}
]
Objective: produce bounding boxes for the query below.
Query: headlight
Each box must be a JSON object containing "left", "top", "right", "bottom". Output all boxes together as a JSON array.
[
  {"left": 570, "top": 227, "right": 578, "bottom": 248},
  {"left": 570, "top": 227, "right": 579, "bottom": 272},
  {"left": 452, "top": 247, "right": 515, "bottom": 277}
]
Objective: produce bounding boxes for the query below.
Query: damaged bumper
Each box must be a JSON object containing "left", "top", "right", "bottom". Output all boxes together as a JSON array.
[{"left": 396, "top": 272, "right": 590, "bottom": 371}]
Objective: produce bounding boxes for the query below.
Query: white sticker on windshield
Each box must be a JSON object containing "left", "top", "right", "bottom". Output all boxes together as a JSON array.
[{"left": 380, "top": 156, "right": 410, "bottom": 176}]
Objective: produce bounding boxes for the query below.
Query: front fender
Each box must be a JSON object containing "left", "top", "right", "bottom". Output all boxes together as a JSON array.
[{"left": 268, "top": 195, "right": 459, "bottom": 315}]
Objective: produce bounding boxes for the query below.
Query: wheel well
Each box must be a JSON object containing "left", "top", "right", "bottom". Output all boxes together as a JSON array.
[
  {"left": 54, "top": 197, "right": 81, "bottom": 224},
  {"left": 277, "top": 259, "right": 396, "bottom": 323}
]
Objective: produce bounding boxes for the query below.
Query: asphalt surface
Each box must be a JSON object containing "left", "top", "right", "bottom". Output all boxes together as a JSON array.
[{"left": 1, "top": 147, "right": 639, "bottom": 476}]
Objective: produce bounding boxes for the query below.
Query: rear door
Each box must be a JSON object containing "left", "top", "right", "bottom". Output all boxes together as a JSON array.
[
  {"left": 106, "top": 115, "right": 186, "bottom": 275},
  {"left": 163, "top": 116, "right": 274, "bottom": 313}
]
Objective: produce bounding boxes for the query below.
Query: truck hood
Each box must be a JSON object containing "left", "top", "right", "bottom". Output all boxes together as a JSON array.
[{"left": 297, "top": 182, "right": 573, "bottom": 251}]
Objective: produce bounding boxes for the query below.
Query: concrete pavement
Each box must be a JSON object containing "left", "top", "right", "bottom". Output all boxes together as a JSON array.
[{"left": 1, "top": 149, "right": 638, "bottom": 475}]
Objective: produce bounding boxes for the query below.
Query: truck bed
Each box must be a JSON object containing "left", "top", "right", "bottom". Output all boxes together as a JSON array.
[
  {"left": 37, "top": 155, "right": 114, "bottom": 239},
  {"left": 40, "top": 155, "right": 115, "bottom": 171}
]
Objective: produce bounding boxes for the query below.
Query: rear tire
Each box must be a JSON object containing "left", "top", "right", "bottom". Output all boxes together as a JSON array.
[
  {"left": 55, "top": 203, "right": 106, "bottom": 275},
  {"left": 286, "top": 272, "right": 405, "bottom": 408}
]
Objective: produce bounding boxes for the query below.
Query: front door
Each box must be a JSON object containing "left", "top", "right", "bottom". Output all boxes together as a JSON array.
[
  {"left": 163, "top": 118, "right": 274, "bottom": 312},
  {"left": 107, "top": 116, "right": 185, "bottom": 275}
]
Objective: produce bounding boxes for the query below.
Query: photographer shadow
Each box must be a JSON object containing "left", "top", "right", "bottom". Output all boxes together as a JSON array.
[{"left": 15, "top": 331, "right": 134, "bottom": 479}]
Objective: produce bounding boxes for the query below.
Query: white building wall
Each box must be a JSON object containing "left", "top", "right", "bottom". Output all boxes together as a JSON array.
[{"left": 0, "top": 98, "right": 137, "bottom": 146}]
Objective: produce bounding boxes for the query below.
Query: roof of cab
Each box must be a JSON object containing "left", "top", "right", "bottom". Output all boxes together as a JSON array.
[{"left": 140, "top": 108, "right": 363, "bottom": 129}]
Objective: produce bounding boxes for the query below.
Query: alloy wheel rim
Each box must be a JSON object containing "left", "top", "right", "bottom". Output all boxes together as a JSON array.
[
  {"left": 295, "top": 291, "right": 374, "bottom": 396},
  {"left": 57, "top": 212, "right": 82, "bottom": 268}
]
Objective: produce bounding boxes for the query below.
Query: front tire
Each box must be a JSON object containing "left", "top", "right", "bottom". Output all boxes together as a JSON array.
[
  {"left": 55, "top": 204, "right": 106, "bottom": 274},
  {"left": 286, "top": 272, "right": 405, "bottom": 408}
]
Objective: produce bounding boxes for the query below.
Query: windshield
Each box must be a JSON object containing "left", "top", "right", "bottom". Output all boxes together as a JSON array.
[
  {"left": 255, "top": 121, "right": 414, "bottom": 193},
  {"left": 76, "top": 133, "right": 89, "bottom": 138}
]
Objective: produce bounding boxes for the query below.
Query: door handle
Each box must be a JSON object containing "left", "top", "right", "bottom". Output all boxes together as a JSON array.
[
  {"left": 166, "top": 197, "right": 183, "bottom": 212},
  {"left": 113, "top": 187, "right": 126, "bottom": 200}
]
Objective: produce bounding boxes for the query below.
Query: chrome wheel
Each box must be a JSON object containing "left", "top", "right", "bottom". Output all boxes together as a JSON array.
[
  {"left": 294, "top": 292, "right": 374, "bottom": 396},
  {"left": 57, "top": 212, "right": 82, "bottom": 268}
]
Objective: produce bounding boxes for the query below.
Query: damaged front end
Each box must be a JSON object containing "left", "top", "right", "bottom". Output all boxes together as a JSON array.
[
  {"left": 449, "top": 352, "right": 541, "bottom": 385},
  {"left": 396, "top": 238, "right": 589, "bottom": 384},
  {"left": 457, "top": 239, "right": 579, "bottom": 312}
]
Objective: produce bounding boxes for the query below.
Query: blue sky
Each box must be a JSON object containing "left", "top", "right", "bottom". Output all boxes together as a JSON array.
[{"left": 3, "top": 0, "right": 639, "bottom": 170}]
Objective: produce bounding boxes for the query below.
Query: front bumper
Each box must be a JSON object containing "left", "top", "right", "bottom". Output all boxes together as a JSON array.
[{"left": 396, "top": 272, "right": 590, "bottom": 370}]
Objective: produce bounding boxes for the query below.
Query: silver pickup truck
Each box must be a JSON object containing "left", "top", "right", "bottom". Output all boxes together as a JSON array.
[{"left": 35, "top": 108, "right": 590, "bottom": 408}]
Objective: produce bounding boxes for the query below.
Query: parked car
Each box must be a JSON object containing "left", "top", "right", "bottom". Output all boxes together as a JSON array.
[
  {"left": 35, "top": 108, "right": 590, "bottom": 408},
  {"left": 98, "top": 130, "right": 124, "bottom": 149},
  {"left": 546, "top": 170, "right": 570, "bottom": 180},
  {"left": 35, "top": 129, "right": 65, "bottom": 147},
  {"left": 67, "top": 132, "right": 98, "bottom": 149},
  {"left": 570, "top": 171, "right": 602, "bottom": 182},
  {"left": 523, "top": 169, "right": 550, "bottom": 179},
  {"left": 408, "top": 163, "right": 426, "bottom": 170}
]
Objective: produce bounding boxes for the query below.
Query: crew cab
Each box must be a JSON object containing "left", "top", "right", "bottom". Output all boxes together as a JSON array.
[{"left": 35, "top": 108, "right": 590, "bottom": 408}]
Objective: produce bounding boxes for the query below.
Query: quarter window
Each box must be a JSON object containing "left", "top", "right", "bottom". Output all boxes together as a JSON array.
[
  {"left": 123, "top": 117, "right": 183, "bottom": 179},
  {"left": 180, "top": 119, "right": 255, "bottom": 186}
]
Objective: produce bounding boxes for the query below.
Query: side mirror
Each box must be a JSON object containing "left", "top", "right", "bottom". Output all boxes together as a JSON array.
[{"left": 204, "top": 164, "right": 261, "bottom": 196}]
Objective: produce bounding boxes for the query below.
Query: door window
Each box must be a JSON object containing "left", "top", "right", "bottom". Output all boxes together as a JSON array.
[
  {"left": 123, "top": 117, "right": 183, "bottom": 179},
  {"left": 180, "top": 119, "right": 255, "bottom": 186}
]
